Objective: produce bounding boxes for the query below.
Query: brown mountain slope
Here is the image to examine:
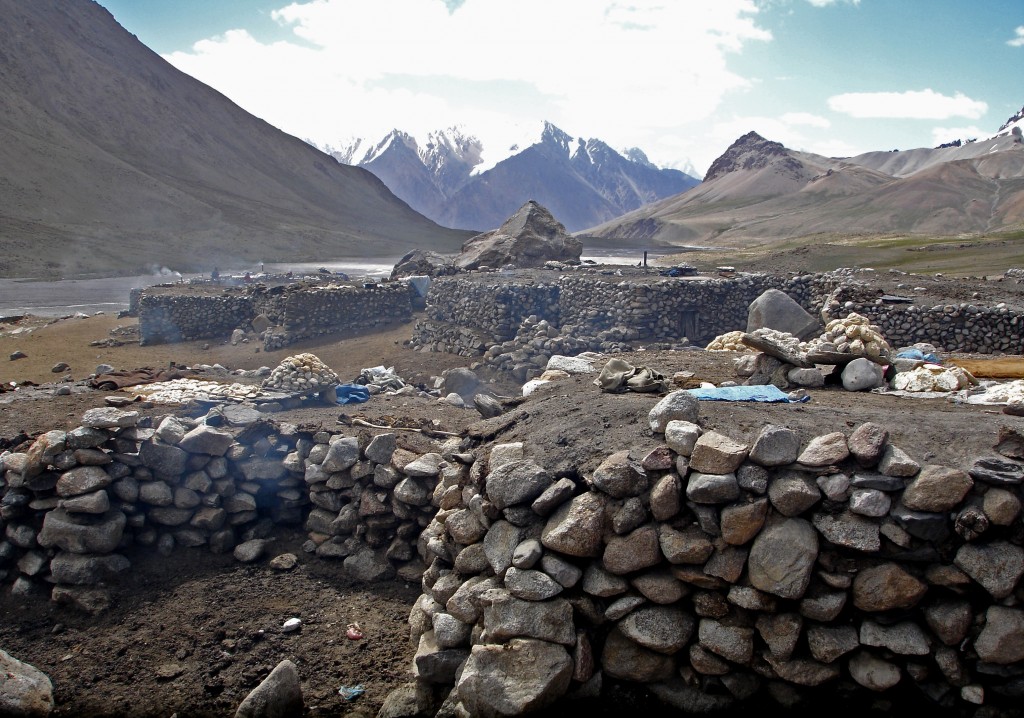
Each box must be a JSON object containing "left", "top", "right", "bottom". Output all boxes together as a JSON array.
[
  {"left": 0, "top": 0, "right": 472, "bottom": 279},
  {"left": 582, "top": 130, "right": 1024, "bottom": 248}
]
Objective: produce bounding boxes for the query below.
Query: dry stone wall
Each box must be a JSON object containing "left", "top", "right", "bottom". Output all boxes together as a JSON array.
[
  {"left": 824, "top": 284, "right": 1024, "bottom": 355},
  {"left": 138, "top": 293, "right": 259, "bottom": 345},
  {"left": 136, "top": 283, "right": 413, "bottom": 349},
  {"left": 0, "top": 407, "right": 449, "bottom": 612},
  {"left": 263, "top": 283, "right": 413, "bottom": 350},
  {"left": 407, "top": 405, "right": 1024, "bottom": 718},
  {"left": 3, "top": 402, "right": 1024, "bottom": 716},
  {"left": 412, "top": 271, "right": 1024, "bottom": 373}
]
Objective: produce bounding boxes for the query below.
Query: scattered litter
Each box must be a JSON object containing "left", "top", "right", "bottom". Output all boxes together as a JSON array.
[
  {"left": 338, "top": 685, "right": 365, "bottom": 701},
  {"left": 358, "top": 365, "right": 407, "bottom": 392},
  {"left": 346, "top": 622, "right": 364, "bottom": 640}
]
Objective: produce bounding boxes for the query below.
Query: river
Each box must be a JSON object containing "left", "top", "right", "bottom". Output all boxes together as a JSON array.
[{"left": 0, "top": 251, "right": 686, "bottom": 318}]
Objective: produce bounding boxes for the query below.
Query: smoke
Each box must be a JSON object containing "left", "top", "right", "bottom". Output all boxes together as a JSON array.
[{"left": 148, "top": 265, "right": 183, "bottom": 278}]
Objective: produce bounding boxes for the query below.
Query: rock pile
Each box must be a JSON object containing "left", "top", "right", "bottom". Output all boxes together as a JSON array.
[
  {"left": 808, "top": 313, "right": 891, "bottom": 362},
  {"left": 261, "top": 353, "right": 339, "bottom": 395}
]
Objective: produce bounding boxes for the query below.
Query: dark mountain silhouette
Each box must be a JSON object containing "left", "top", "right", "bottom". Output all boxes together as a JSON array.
[{"left": 0, "top": 0, "right": 472, "bottom": 278}]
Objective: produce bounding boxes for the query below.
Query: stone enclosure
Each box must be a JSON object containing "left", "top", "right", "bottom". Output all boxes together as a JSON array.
[
  {"left": 7, "top": 265, "right": 1024, "bottom": 716},
  {"left": 4, "top": 391, "right": 1024, "bottom": 717}
]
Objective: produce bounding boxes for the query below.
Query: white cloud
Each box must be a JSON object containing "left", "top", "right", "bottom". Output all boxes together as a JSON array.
[
  {"left": 161, "top": 0, "right": 771, "bottom": 170},
  {"left": 1009, "top": 25, "right": 1024, "bottom": 47},
  {"left": 827, "top": 89, "right": 988, "bottom": 120},
  {"left": 931, "top": 126, "right": 984, "bottom": 145},
  {"left": 804, "top": 0, "right": 860, "bottom": 6}
]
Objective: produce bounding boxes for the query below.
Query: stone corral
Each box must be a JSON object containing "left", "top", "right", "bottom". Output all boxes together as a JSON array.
[
  {"left": 0, "top": 407, "right": 451, "bottom": 613},
  {"left": 136, "top": 282, "right": 414, "bottom": 349},
  {"left": 138, "top": 291, "right": 265, "bottom": 346},
  {"left": 262, "top": 283, "right": 412, "bottom": 350},
  {"left": 407, "top": 407, "right": 1024, "bottom": 717},
  {"left": 822, "top": 283, "right": 1024, "bottom": 356},
  {"left": 411, "top": 270, "right": 1024, "bottom": 381},
  {"left": 4, "top": 399, "right": 1024, "bottom": 716},
  {"left": 134, "top": 270, "right": 1024, "bottom": 373}
]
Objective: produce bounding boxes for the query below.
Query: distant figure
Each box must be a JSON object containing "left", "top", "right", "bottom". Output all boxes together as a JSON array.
[
  {"left": 243, "top": 271, "right": 252, "bottom": 283},
  {"left": 211, "top": 267, "right": 220, "bottom": 283}
]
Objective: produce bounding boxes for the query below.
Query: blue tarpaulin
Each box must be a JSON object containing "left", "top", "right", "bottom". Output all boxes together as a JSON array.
[
  {"left": 685, "top": 385, "right": 809, "bottom": 403},
  {"left": 333, "top": 383, "right": 370, "bottom": 405},
  {"left": 895, "top": 348, "right": 939, "bottom": 363}
]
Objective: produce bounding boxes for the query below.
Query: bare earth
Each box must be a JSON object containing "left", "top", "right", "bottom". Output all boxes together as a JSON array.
[{"left": 0, "top": 292, "right": 1022, "bottom": 717}]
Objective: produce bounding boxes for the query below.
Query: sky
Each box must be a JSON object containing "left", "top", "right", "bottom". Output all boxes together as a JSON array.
[{"left": 96, "top": 0, "right": 1024, "bottom": 178}]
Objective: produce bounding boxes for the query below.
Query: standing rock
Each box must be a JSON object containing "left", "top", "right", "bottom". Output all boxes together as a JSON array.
[
  {"left": 0, "top": 648, "right": 54, "bottom": 717},
  {"left": 234, "top": 659, "right": 303, "bottom": 718}
]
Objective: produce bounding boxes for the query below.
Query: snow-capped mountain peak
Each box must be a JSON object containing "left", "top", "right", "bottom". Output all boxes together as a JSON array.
[
  {"left": 325, "top": 121, "right": 700, "bottom": 232},
  {"left": 419, "top": 125, "right": 483, "bottom": 176},
  {"left": 994, "top": 105, "right": 1024, "bottom": 140}
]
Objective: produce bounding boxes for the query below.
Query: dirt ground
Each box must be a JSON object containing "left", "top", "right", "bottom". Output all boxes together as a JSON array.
[{"left": 1, "top": 276, "right": 1023, "bottom": 717}]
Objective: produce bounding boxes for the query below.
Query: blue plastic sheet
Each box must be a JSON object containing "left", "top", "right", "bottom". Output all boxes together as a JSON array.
[
  {"left": 338, "top": 685, "right": 365, "bottom": 701},
  {"left": 895, "top": 348, "right": 939, "bottom": 363},
  {"left": 685, "top": 385, "right": 809, "bottom": 403},
  {"left": 334, "top": 383, "right": 370, "bottom": 405}
]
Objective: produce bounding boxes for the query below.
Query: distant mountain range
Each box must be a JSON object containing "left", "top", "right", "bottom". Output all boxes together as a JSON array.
[
  {"left": 583, "top": 108, "right": 1024, "bottom": 247},
  {"left": 0, "top": 0, "right": 471, "bottom": 279},
  {"left": 4, "top": 0, "right": 1022, "bottom": 281},
  {"left": 326, "top": 122, "right": 700, "bottom": 233}
]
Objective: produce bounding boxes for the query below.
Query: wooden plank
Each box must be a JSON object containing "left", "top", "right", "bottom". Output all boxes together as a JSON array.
[{"left": 946, "top": 358, "right": 1024, "bottom": 379}]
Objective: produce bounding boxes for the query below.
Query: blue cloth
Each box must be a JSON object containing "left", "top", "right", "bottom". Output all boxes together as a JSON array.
[
  {"left": 896, "top": 348, "right": 939, "bottom": 363},
  {"left": 334, "top": 383, "right": 370, "bottom": 405},
  {"left": 685, "top": 385, "right": 809, "bottom": 403}
]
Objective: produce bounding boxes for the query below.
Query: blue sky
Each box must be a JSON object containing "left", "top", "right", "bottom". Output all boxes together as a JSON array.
[{"left": 96, "top": 0, "right": 1023, "bottom": 177}]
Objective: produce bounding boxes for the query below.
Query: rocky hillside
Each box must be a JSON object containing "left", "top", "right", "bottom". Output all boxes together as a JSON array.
[
  {"left": 0, "top": 0, "right": 472, "bottom": 279},
  {"left": 584, "top": 108, "right": 1024, "bottom": 247},
  {"left": 330, "top": 122, "right": 699, "bottom": 233}
]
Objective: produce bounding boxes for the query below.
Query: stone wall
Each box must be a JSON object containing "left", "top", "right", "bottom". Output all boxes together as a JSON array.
[
  {"left": 412, "top": 272, "right": 1024, "bottom": 373},
  {"left": 136, "top": 282, "right": 413, "bottom": 349},
  {"left": 263, "top": 283, "right": 413, "bottom": 350},
  {"left": 0, "top": 407, "right": 451, "bottom": 612},
  {"left": 823, "top": 284, "right": 1024, "bottom": 355},
  {"left": 4, "top": 401, "right": 1024, "bottom": 715},
  {"left": 406, "top": 399, "right": 1024, "bottom": 717}
]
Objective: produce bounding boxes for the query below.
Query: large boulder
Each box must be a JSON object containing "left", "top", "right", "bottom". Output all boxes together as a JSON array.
[
  {"left": 0, "top": 649, "right": 53, "bottom": 717},
  {"left": 390, "top": 249, "right": 458, "bottom": 279},
  {"left": 747, "top": 289, "right": 820, "bottom": 340},
  {"left": 455, "top": 201, "right": 582, "bottom": 270}
]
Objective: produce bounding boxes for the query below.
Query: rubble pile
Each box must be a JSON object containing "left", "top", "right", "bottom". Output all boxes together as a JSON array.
[
  {"left": 892, "top": 365, "right": 977, "bottom": 393},
  {"left": 261, "top": 353, "right": 339, "bottom": 395}
]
